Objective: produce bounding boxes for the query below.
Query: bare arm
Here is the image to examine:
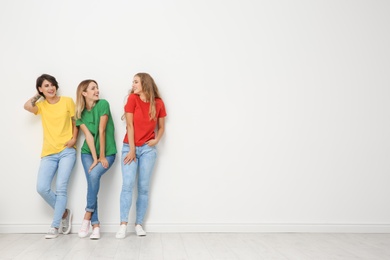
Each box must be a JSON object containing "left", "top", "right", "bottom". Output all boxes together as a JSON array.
[
  {"left": 80, "top": 124, "right": 99, "bottom": 172},
  {"left": 146, "top": 117, "right": 165, "bottom": 147},
  {"left": 123, "top": 113, "right": 136, "bottom": 164},
  {"left": 98, "top": 114, "right": 109, "bottom": 168},
  {"left": 65, "top": 118, "right": 79, "bottom": 148},
  {"left": 24, "top": 93, "right": 41, "bottom": 114}
]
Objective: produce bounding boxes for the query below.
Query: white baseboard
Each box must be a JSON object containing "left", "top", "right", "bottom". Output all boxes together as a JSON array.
[{"left": 1, "top": 223, "right": 390, "bottom": 234}]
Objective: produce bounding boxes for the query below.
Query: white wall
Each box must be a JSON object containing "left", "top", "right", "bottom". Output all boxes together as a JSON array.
[{"left": 1, "top": 0, "right": 390, "bottom": 233}]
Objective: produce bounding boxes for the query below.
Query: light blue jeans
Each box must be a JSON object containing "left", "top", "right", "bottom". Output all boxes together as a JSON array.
[
  {"left": 36, "top": 147, "right": 76, "bottom": 228},
  {"left": 81, "top": 153, "right": 116, "bottom": 225},
  {"left": 120, "top": 143, "right": 157, "bottom": 225}
]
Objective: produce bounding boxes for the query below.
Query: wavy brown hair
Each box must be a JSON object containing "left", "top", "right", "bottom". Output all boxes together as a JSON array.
[{"left": 123, "top": 73, "right": 161, "bottom": 120}]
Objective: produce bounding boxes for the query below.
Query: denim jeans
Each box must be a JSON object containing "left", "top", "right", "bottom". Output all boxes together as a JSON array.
[
  {"left": 120, "top": 143, "right": 157, "bottom": 224},
  {"left": 81, "top": 153, "right": 116, "bottom": 225},
  {"left": 36, "top": 147, "right": 76, "bottom": 228}
]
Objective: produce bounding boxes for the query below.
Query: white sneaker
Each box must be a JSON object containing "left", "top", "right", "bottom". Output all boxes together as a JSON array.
[
  {"left": 116, "top": 224, "right": 127, "bottom": 239},
  {"left": 45, "top": 227, "right": 59, "bottom": 239},
  {"left": 135, "top": 224, "right": 146, "bottom": 236},
  {"left": 61, "top": 209, "right": 72, "bottom": 235},
  {"left": 78, "top": 219, "right": 90, "bottom": 238},
  {"left": 90, "top": 227, "right": 100, "bottom": 240}
]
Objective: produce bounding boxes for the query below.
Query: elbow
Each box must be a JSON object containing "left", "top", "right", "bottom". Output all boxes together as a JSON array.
[
  {"left": 23, "top": 103, "right": 29, "bottom": 111},
  {"left": 24, "top": 104, "right": 34, "bottom": 113},
  {"left": 159, "top": 126, "right": 165, "bottom": 133}
]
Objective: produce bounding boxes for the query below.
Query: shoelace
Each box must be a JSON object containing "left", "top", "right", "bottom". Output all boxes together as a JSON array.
[{"left": 48, "top": 228, "right": 57, "bottom": 234}]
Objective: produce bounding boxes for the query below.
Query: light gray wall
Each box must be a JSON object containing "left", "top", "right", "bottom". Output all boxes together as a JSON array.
[{"left": 1, "top": 0, "right": 390, "bottom": 233}]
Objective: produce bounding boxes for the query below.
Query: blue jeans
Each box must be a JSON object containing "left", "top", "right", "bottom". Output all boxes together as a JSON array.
[
  {"left": 120, "top": 143, "right": 157, "bottom": 224},
  {"left": 81, "top": 153, "right": 116, "bottom": 225},
  {"left": 36, "top": 147, "right": 76, "bottom": 228}
]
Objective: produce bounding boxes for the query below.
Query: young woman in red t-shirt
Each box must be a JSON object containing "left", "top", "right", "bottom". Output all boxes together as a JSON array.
[{"left": 116, "top": 73, "right": 167, "bottom": 238}]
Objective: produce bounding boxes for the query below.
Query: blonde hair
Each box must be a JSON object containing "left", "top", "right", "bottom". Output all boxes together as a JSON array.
[
  {"left": 75, "top": 79, "right": 98, "bottom": 120},
  {"left": 123, "top": 73, "right": 161, "bottom": 121}
]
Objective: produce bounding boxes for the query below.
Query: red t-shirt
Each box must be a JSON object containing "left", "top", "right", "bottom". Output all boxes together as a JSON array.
[{"left": 123, "top": 94, "right": 167, "bottom": 146}]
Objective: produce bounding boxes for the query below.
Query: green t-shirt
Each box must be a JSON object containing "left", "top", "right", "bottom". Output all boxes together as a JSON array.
[{"left": 76, "top": 99, "right": 117, "bottom": 156}]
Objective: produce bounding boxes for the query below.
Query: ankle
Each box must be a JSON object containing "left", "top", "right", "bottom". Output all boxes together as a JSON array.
[{"left": 84, "top": 212, "right": 92, "bottom": 220}]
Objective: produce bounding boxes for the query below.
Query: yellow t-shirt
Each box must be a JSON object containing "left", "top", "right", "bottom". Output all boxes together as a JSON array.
[{"left": 35, "top": 96, "right": 76, "bottom": 157}]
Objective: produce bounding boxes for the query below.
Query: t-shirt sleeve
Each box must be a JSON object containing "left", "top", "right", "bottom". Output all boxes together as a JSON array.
[
  {"left": 68, "top": 97, "right": 76, "bottom": 118},
  {"left": 76, "top": 118, "right": 83, "bottom": 127},
  {"left": 99, "top": 99, "right": 110, "bottom": 116},
  {"left": 35, "top": 100, "right": 43, "bottom": 115},
  {"left": 124, "top": 94, "right": 136, "bottom": 113}
]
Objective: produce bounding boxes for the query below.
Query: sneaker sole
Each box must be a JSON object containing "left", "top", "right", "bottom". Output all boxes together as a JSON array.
[
  {"left": 136, "top": 229, "right": 146, "bottom": 236},
  {"left": 45, "top": 235, "right": 59, "bottom": 239}
]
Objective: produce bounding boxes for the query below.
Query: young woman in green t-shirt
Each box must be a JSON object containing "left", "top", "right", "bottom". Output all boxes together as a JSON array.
[{"left": 75, "top": 79, "right": 117, "bottom": 239}]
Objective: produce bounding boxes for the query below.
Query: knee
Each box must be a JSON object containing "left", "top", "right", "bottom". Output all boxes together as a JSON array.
[
  {"left": 137, "top": 178, "right": 151, "bottom": 196},
  {"left": 56, "top": 189, "right": 68, "bottom": 197},
  {"left": 138, "top": 185, "right": 149, "bottom": 196},
  {"left": 121, "top": 175, "right": 136, "bottom": 192},
  {"left": 121, "top": 177, "right": 135, "bottom": 193},
  {"left": 36, "top": 184, "right": 49, "bottom": 196},
  {"left": 121, "top": 183, "right": 133, "bottom": 193},
  {"left": 56, "top": 182, "right": 69, "bottom": 196},
  {"left": 89, "top": 172, "right": 101, "bottom": 184}
]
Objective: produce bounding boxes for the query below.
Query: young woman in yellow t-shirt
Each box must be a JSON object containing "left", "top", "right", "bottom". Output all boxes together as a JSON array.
[{"left": 24, "top": 74, "right": 78, "bottom": 239}]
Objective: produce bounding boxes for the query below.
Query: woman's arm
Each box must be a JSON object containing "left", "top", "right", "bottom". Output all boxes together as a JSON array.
[
  {"left": 123, "top": 113, "right": 136, "bottom": 164},
  {"left": 65, "top": 118, "right": 79, "bottom": 148},
  {"left": 80, "top": 124, "right": 99, "bottom": 172},
  {"left": 24, "top": 93, "right": 41, "bottom": 114},
  {"left": 146, "top": 117, "right": 165, "bottom": 147},
  {"left": 98, "top": 114, "right": 109, "bottom": 168}
]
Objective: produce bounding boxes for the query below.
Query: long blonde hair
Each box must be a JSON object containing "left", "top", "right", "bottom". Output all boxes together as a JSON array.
[
  {"left": 75, "top": 79, "right": 98, "bottom": 120},
  {"left": 123, "top": 73, "right": 161, "bottom": 121}
]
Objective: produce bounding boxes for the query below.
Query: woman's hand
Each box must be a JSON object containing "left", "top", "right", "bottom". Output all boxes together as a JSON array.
[
  {"left": 123, "top": 150, "right": 136, "bottom": 165},
  {"left": 146, "top": 139, "right": 158, "bottom": 147},
  {"left": 65, "top": 137, "right": 76, "bottom": 148},
  {"left": 89, "top": 159, "right": 99, "bottom": 173},
  {"left": 100, "top": 157, "right": 109, "bottom": 169}
]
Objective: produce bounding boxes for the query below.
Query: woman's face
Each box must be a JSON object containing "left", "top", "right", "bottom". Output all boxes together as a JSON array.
[
  {"left": 132, "top": 76, "right": 143, "bottom": 95},
  {"left": 83, "top": 82, "right": 99, "bottom": 101},
  {"left": 38, "top": 79, "right": 57, "bottom": 98}
]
